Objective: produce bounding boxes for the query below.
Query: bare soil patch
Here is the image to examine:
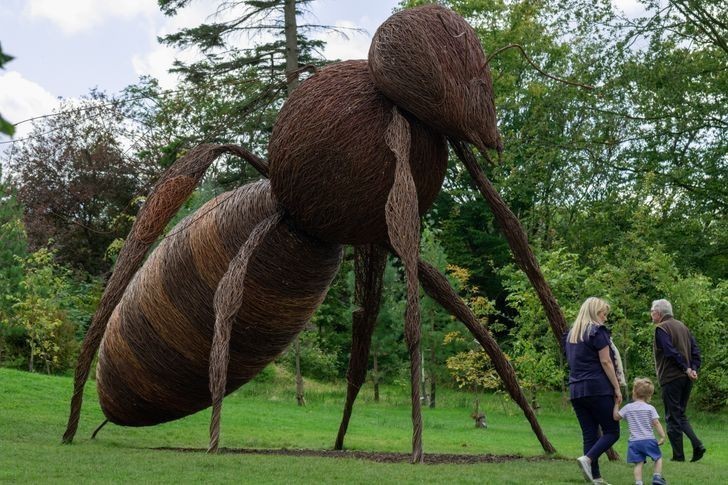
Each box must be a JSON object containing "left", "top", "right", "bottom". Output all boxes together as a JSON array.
[{"left": 155, "top": 447, "right": 561, "bottom": 465}]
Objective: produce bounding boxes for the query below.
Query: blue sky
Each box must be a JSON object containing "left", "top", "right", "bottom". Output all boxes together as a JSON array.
[{"left": 0, "top": 0, "right": 401, "bottom": 139}]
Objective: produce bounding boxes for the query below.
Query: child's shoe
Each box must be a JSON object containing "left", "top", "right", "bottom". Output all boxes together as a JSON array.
[{"left": 652, "top": 474, "right": 667, "bottom": 485}]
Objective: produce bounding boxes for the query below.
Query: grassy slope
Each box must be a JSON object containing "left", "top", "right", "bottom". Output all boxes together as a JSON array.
[{"left": 0, "top": 368, "right": 725, "bottom": 484}]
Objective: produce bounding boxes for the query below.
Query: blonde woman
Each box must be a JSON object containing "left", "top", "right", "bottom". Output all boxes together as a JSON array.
[{"left": 565, "top": 297, "right": 622, "bottom": 484}]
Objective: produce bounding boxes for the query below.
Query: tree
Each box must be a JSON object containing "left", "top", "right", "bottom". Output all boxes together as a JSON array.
[
  {"left": 14, "top": 249, "right": 66, "bottom": 373},
  {"left": 635, "top": 0, "right": 728, "bottom": 55},
  {"left": 370, "top": 259, "right": 406, "bottom": 401},
  {"left": 498, "top": 248, "right": 585, "bottom": 407},
  {"left": 13, "top": 248, "right": 100, "bottom": 373},
  {"left": 153, "top": 1, "right": 339, "bottom": 152},
  {"left": 6, "top": 93, "right": 157, "bottom": 275},
  {"left": 499, "top": 232, "right": 727, "bottom": 412},
  {"left": 0, "top": 43, "right": 14, "bottom": 136},
  {"left": 0, "top": 173, "right": 28, "bottom": 364},
  {"left": 141, "top": 1, "right": 360, "bottom": 192},
  {"left": 158, "top": 0, "right": 327, "bottom": 84},
  {"left": 0, "top": 174, "right": 26, "bottom": 314},
  {"left": 308, "top": 253, "right": 354, "bottom": 375},
  {"left": 444, "top": 331, "right": 500, "bottom": 427},
  {"left": 419, "top": 227, "right": 461, "bottom": 407}
]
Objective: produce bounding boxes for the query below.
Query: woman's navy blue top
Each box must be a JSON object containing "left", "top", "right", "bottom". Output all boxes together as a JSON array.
[{"left": 564, "top": 324, "right": 614, "bottom": 400}]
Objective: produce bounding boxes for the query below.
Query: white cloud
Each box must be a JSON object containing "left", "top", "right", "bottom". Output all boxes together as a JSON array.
[
  {"left": 25, "top": 0, "right": 157, "bottom": 34},
  {"left": 612, "top": 0, "right": 648, "bottom": 18},
  {"left": 130, "top": 0, "right": 270, "bottom": 89},
  {"left": 132, "top": 45, "right": 187, "bottom": 90},
  {"left": 318, "top": 20, "right": 374, "bottom": 62},
  {"left": 0, "top": 71, "right": 60, "bottom": 139},
  {"left": 130, "top": 1, "right": 215, "bottom": 90}
]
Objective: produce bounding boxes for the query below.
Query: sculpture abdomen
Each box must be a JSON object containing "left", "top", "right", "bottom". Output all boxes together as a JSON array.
[{"left": 96, "top": 180, "right": 342, "bottom": 426}]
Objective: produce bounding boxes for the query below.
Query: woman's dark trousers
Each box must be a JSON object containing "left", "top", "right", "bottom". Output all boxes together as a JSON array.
[{"left": 572, "top": 396, "right": 620, "bottom": 479}]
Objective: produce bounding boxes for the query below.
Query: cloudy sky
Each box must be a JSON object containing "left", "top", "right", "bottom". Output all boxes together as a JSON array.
[
  {"left": 0, "top": 0, "right": 645, "bottom": 142},
  {"left": 0, "top": 0, "right": 401, "bottom": 140}
]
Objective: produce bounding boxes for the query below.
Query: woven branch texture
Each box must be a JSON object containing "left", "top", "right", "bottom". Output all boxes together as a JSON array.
[
  {"left": 269, "top": 60, "right": 447, "bottom": 245},
  {"left": 384, "top": 106, "right": 424, "bottom": 462},
  {"left": 96, "top": 181, "right": 342, "bottom": 425},
  {"left": 61, "top": 4, "right": 569, "bottom": 460},
  {"left": 369, "top": 4, "right": 502, "bottom": 153},
  {"left": 64, "top": 144, "right": 253, "bottom": 442},
  {"left": 334, "top": 244, "right": 387, "bottom": 450}
]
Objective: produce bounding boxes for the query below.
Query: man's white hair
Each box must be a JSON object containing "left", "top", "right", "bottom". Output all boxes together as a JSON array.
[{"left": 651, "top": 299, "right": 673, "bottom": 316}]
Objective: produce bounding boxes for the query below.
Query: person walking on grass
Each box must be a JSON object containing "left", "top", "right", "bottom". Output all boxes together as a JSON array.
[
  {"left": 651, "top": 299, "right": 706, "bottom": 462},
  {"left": 614, "top": 378, "right": 667, "bottom": 485},
  {"left": 564, "top": 297, "right": 624, "bottom": 484}
]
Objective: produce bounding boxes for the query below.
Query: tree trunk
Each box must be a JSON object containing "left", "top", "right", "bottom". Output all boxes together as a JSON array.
[
  {"left": 430, "top": 377, "right": 436, "bottom": 409},
  {"left": 28, "top": 345, "right": 34, "bottom": 372},
  {"left": 472, "top": 391, "right": 486, "bottom": 428},
  {"left": 373, "top": 352, "right": 380, "bottom": 402},
  {"left": 284, "top": 0, "right": 299, "bottom": 94},
  {"left": 429, "top": 344, "right": 436, "bottom": 408},
  {"left": 295, "top": 335, "right": 305, "bottom": 406},
  {"left": 420, "top": 349, "right": 429, "bottom": 406}
]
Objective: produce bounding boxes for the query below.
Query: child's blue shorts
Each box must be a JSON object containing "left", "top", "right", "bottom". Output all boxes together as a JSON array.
[{"left": 627, "top": 439, "right": 662, "bottom": 463}]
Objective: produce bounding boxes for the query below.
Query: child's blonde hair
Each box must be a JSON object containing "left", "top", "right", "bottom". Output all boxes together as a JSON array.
[{"left": 633, "top": 377, "right": 655, "bottom": 401}]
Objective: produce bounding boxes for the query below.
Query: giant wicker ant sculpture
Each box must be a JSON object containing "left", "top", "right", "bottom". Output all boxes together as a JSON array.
[{"left": 62, "top": 5, "right": 571, "bottom": 463}]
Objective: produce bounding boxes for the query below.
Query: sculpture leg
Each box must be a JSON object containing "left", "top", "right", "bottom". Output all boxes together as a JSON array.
[
  {"left": 63, "top": 143, "right": 266, "bottom": 444},
  {"left": 417, "top": 259, "right": 556, "bottom": 454},
  {"left": 449, "top": 141, "right": 619, "bottom": 461},
  {"left": 334, "top": 244, "right": 387, "bottom": 450},
  {"left": 208, "top": 212, "right": 282, "bottom": 453},
  {"left": 384, "top": 107, "right": 424, "bottom": 463}
]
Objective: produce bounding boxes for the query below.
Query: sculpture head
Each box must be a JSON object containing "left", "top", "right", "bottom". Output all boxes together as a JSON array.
[{"left": 368, "top": 4, "right": 502, "bottom": 153}]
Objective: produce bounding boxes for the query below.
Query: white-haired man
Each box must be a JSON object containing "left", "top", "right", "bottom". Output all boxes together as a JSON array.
[{"left": 651, "top": 299, "right": 705, "bottom": 462}]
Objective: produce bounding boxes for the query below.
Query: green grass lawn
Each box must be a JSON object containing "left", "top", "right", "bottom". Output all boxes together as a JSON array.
[{"left": 0, "top": 367, "right": 725, "bottom": 484}]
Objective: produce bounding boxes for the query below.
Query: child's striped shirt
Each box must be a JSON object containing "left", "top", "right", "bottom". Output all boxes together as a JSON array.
[{"left": 618, "top": 400, "right": 659, "bottom": 441}]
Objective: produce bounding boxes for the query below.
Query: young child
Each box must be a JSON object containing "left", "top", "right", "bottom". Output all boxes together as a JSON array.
[{"left": 614, "top": 378, "right": 667, "bottom": 485}]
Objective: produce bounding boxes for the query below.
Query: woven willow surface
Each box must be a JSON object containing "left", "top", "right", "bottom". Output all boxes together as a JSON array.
[
  {"left": 97, "top": 181, "right": 342, "bottom": 425},
  {"left": 269, "top": 60, "right": 447, "bottom": 245},
  {"left": 369, "top": 4, "right": 502, "bottom": 152},
  {"left": 62, "top": 4, "right": 567, "bottom": 461}
]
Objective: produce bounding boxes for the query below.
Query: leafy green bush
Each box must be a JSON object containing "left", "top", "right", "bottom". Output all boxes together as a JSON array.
[
  {"left": 8, "top": 247, "right": 101, "bottom": 373},
  {"left": 498, "top": 242, "right": 727, "bottom": 411},
  {"left": 281, "top": 330, "right": 339, "bottom": 381}
]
